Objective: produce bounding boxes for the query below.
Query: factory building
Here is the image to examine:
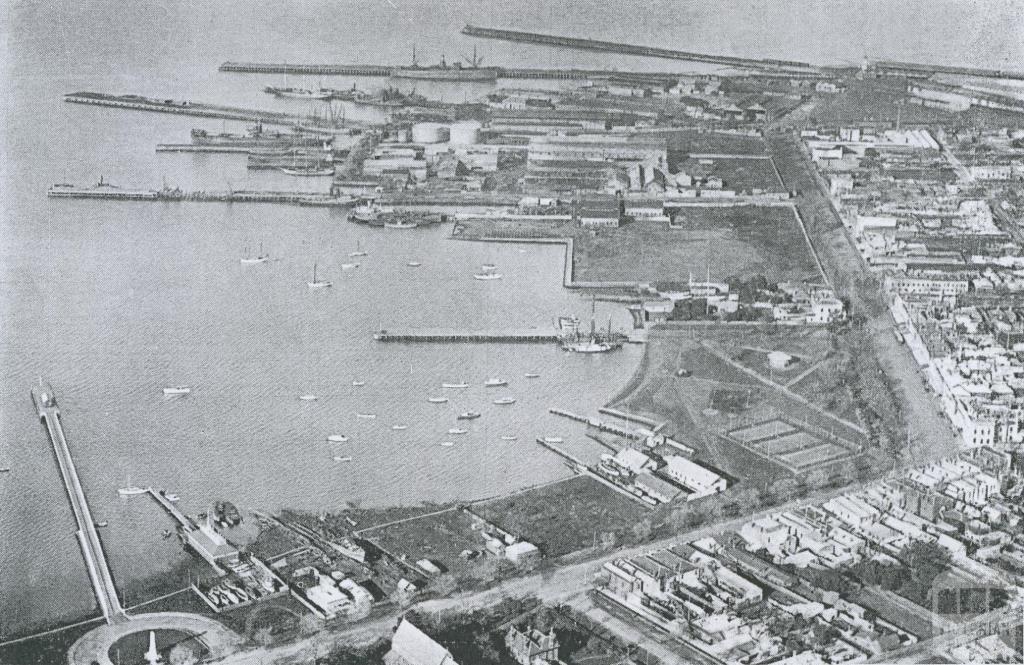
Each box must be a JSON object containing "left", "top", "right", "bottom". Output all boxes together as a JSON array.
[{"left": 524, "top": 134, "right": 667, "bottom": 193}]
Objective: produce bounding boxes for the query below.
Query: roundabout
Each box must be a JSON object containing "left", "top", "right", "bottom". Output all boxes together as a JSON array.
[{"left": 68, "top": 612, "right": 243, "bottom": 665}]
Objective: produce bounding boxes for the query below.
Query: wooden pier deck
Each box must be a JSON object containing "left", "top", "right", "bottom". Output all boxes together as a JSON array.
[
  {"left": 64, "top": 91, "right": 351, "bottom": 131},
  {"left": 374, "top": 329, "right": 560, "bottom": 343}
]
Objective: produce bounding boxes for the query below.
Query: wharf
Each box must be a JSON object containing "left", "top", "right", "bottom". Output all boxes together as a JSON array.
[
  {"left": 548, "top": 408, "right": 641, "bottom": 440},
  {"left": 64, "top": 92, "right": 349, "bottom": 131},
  {"left": 219, "top": 61, "right": 684, "bottom": 83},
  {"left": 48, "top": 184, "right": 355, "bottom": 207},
  {"left": 373, "top": 329, "right": 560, "bottom": 343},
  {"left": 461, "top": 25, "right": 821, "bottom": 75},
  {"left": 146, "top": 488, "right": 194, "bottom": 531},
  {"left": 155, "top": 144, "right": 251, "bottom": 153}
]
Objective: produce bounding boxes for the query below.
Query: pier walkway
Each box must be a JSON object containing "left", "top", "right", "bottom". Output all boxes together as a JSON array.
[
  {"left": 31, "top": 381, "right": 127, "bottom": 625},
  {"left": 374, "top": 329, "right": 559, "bottom": 343}
]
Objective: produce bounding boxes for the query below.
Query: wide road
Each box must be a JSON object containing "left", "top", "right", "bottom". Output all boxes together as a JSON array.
[
  {"left": 215, "top": 479, "right": 903, "bottom": 664},
  {"left": 767, "top": 133, "right": 960, "bottom": 463},
  {"left": 32, "top": 383, "right": 127, "bottom": 625}
]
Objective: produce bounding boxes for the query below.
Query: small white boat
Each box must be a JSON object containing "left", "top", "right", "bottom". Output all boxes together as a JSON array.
[
  {"left": 493, "top": 397, "right": 516, "bottom": 405},
  {"left": 307, "top": 262, "right": 332, "bottom": 289},
  {"left": 162, "top": 386, "right": 191, "bottom": 396},
  {"left": 299, "top": 395, "right": 319, "bottom": 401},
  {"left": 118, "top": 486, "right": 147, "bottom": 497},
  {"left": 427, "top": 397, "right": 449, "bottom": 403},
  {"left": 327, "top": 434, "right": 349, "bottom": 443},
  {"left": 473, "top": 271, "right": 502, "bottom": 281},
  {"left": 352, "top": 381, "right": 366, "bottom": 386},
  {"left": 164, "top": 493, "right": 180, "bottom": 502},
  {"left": 349, "top": 241, "right": 368, "bottom": 258},
  {"left": 448, "top": 428, "right": 468, "bottom": 435},
  {"left": 457, "top": 411, "right": 481, "bottom": 420},
  {"left": 442, "top": 382, "right": 469, "bottom": 389},
  {"left": 440, "top": 441, "right": 455, "bottom": 447},
  {"left": 95, "top": 520, "right": 109, "bottom": 528},
  {"left": 392, "top": 425, "right": 409, "bottom": 431},
  {"left": 356, "top": 413, "right": 376, "bottom": 419},
  {"left": 407, "top": 261, "right": 422, "bottom": 267},
  {"left": 500, "top": 435, "right": 518, "bottom": 441},
  {"left": 484, "top": 378, "right": 508, "bottom": 387},
  {"left": 333, "top": 456, "right": 353, "bottom": 463},
  {"left": 543, "top": 437, "right": 564, "bottom": 444},
  {"left": 525, "top": 373, "right": 541, "bottom": 379},
  {"left": 341, "top": 263, "right": 360, "bottom": 270}
]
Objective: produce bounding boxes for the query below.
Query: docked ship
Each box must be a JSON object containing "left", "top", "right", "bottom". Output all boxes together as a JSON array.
[
  {"left": 48, "top": 176, "right": 158, "bottom": 200},
  {"left": 280, "top": 163, "right": 335, "bottom": 176},
  {"left": 191, "top": 123, "right": 328, "bottom": 148},
  {"left": 391, "top": 50, "right": 498, "bottom": 82},
  {"left": 349, "top": 202, "right": 396, "bottom": 224},
  {"left": 351, "top": 87, "right": 429, "bottom": 109},
  {"left": 264, "top": 85, "right": 332, "bottom": 100},
  {"left": 558, "top": 311, "right": 625, "bottom": 354}
]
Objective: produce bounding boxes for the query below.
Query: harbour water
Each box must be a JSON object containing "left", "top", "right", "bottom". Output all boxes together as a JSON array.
[{"left": 3, "top": 0, "right": 1024, "bottom": 637}]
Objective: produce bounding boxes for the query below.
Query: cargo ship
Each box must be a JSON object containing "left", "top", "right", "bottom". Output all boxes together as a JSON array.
[
  {"left": 350, "top": 87, "right": 429, "bottom": 109},
  {"left": 391, "top": 50, "right": 498, "bottom": 82},
  {"left": 264, "top": 85, "right": 332, "bottom": 100},
  {"left": 48, "top": 176, "right": 158, "bottom": 200},
  {"left": 191, "top": 123, "right": 329, "bottom": 148}
]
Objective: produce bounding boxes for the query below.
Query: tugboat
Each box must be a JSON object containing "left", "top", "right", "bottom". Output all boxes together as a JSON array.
[{"left": 349, "top": 202, "right": 395, "bottom": 224}]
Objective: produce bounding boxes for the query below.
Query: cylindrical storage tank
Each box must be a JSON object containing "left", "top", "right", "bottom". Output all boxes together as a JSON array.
[
  {"left": 448, "top": 120, "right": 481, "bottom": 145},
  {"left": 411, "top": 122, "right": 450, "bottom": 144}
]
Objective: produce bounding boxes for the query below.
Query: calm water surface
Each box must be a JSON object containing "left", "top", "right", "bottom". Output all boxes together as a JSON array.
[{"left": 2, "top": 0, "right": 1023, "bottom": 636}]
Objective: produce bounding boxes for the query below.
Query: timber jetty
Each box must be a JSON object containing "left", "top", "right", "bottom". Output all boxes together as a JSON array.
[
  {"left": 374, "top": 329, "right": 560, "bottom": 343},
  {"left": 48, "top": 182, "right": 355, "bottom": 207},
  {"left": 220, "top": 61, "right": 682, "bottom": 84},
  {"left": 64, "top": 92, "right": 349, "bottom": 131}
]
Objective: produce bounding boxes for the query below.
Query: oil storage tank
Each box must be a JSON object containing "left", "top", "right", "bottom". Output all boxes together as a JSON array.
[
  {"left": 448, "top": 120, "right": 481, "bottom": 145},
  {"left": 411, "top": 122, "right": 450, "bottom": 144}
]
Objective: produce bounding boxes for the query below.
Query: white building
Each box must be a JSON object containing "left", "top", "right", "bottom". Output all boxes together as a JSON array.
[{"left": 662, "top": 455, "right": 727, "bottom": 498}]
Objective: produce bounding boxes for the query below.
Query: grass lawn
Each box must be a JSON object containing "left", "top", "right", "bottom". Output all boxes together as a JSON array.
[
  {"left": 574, "top": 205, "right": 820, "bottom": 284},
  {"left": 680, "top": 156, "right": 785, "bottom": 193},
  {"left": 472, "top": 476, "right": 649, "bottom": 558},
  {"left": 367, "top": 509, "right": 483, "bottom": 572},
  {"left": 650, "top": 128, "right": 768, "bottom": 158}
]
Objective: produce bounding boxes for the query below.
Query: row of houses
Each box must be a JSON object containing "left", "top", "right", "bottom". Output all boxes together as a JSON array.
[{"left": 599, "top": 537, "right": 912, "bottom": 663}]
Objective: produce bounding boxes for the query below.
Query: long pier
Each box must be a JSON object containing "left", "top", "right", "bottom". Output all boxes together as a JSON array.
[
  {"left": 219, "top": 61, "right": 689, "bottom": 83},
  {"left": 548, "top": 407, "right": 641, "bottom": 440},
  {"left": 48, "top": 185, "right": 356, "bottom": 207},
  {"left": 31, "top": 381, "right": 127, "bottom": 625},
  {"left": 461, "top": 25, "right": 820, "bottom": 74},
  {"left": 373, "top": 329, "right": 560, "bottom": 343},
  {"left": 64, "top": 92, "right": 349, "bottom": 131}
]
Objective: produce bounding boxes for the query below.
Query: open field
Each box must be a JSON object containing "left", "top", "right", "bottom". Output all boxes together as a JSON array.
[
  {"left": 367, "top": 509, "right": 483, "bottom": 573},
  {"left": 647, "top": 128, "right": 768, "bottom": 159},
  {"left": 610, "top": 324, "right": 866, "bottom": 483},
  {"left": 680, "top": 156, "right": 785, "bottom": 192},
  {"left": 471, "top": 476, "right": 649, "bottom": 558},
  {"left": 575, "top": 206, "right": 821, "bottom": 284}
]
